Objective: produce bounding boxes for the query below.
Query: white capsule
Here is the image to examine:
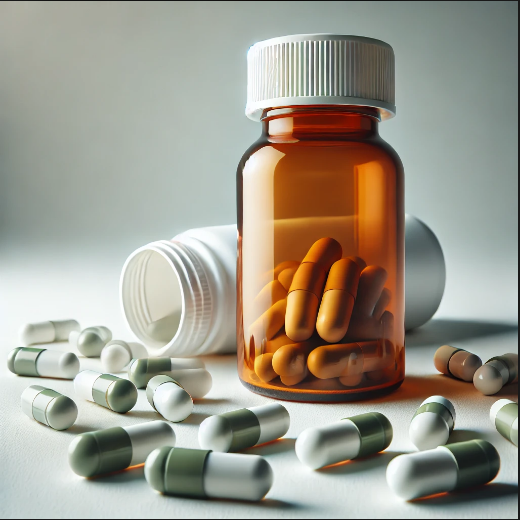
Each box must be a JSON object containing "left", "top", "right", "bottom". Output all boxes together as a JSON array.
[
  {"left": 491, "top": 399, "right": 518, "bottom": 446},
  {"left": 21, "top": 385, "right": 78, "bottom": 430},
  {"left": 74, "top": 370, "right": 138, "bottom": 413},
  {"left": 69, "top": 420, "right": 176, "bottom": 477},
  {"left": 127, "top": 357, "right": 206, "bottom": 388},
  {"left": 474, "top": 353, "right": 518, "bottom": 395},
  {"left": 387, "top": 440, "right": 500, "bottom": 501},
  {"left": 146, "top": 375, "right": 193, "bottom": 423},
  {"left": 199, "top": 403, "right": 290, "bottom": 453},
  {"left": 100, "top": 340, "right": 148, "bottom": 373},
  {"left": 69, "top": 326, "right": 112, "bottom": 358},
  {"left": 409, "top": 396, "right": 456, "bottom": 451},
  {"left": 296, "top": 413, "right": 393, "bottom": 470},
  {"left": 168, "top": 369, "right": 212, "bottom": 399},
  {"left": 19, "top": 320, "right": 80, "bottom": 346},
  {"left": 8, "top": 347, "right": 80, "bottom": 379},
  {"left": 145, "top": 447, "right": 273, "bottom": 501}
]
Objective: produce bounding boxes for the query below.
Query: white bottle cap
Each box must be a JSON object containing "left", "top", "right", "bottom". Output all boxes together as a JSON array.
[{"left": 246, "top": 34, "right": 396, "bottom": 121}]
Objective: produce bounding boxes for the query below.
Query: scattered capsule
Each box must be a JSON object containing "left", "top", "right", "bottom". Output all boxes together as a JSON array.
[
  {"left": 21, "top": 385, "right": 78, "bottom": 430},
  {"left": 19, "top": 320, "right": 80, "bottom": 346},
  {"left": 69, "top": 421, "right": 176, "bottom": 477},
  {"left": 100, "top": 340, "right": 147, "bottom": 373},
  {"left": 165, "top": 369, "right": 212, "bottom": 399},
  {"left": 145, "top": 447, "right": 273, "bottom": 501},
  {"left": 474, "top": 353, "right": 518, "bottom": 395},
  {"left": 286, "top": 238, "right": 342, "bottom": 342},
  {"left": 199, "top": 403, "right": 290, "bottom": 453},
  {"left": 69, "top": 326, "right": 112, "bottom": 358},
  {"left": 434, "top": 345, "right": 482, "bottom": 382},
  {"left": 74, "top": 370, "right": 137, "bottom": 413},
  {"left": 409, "top": 396, "right": 456, "bottom": 450},
  {"left": 296, "top": 412, "right": 393, "bottom": 470},
  {"left": 387, "top": 440, "right": 500, "bottom": 501},
  {"left": 8, "top": 347, "right": 80, "bottom": 379},
  {"left": 127, "top": 357, "right": 205, "bottom": 389},
  {"left": 147, "top": 375, "right": 193, "bottom": 422},
  {"left": 491, "top": 399, "right": 518, "bottom": 446}
]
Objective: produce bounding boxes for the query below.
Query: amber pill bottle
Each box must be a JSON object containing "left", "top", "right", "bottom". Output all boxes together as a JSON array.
[{"left": 237, "top": 34, "right": 405, "bottom": 402}]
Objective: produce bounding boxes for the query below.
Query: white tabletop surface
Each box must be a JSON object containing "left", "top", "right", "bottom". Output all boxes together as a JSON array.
[{"left": 0, "top": 255, "right": 518, "bottom": 519}]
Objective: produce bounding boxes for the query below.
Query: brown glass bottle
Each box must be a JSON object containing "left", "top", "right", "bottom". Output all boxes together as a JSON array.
[{"left": 237, "top": 105, "right": 405, "bottom": 402}]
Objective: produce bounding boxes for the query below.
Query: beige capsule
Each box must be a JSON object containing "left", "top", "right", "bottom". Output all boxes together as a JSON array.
[
  {"left": 285, "top": 238, "right": 342, "bottom": 342},
  {"left": 434, "top": 345, "right": 482, "bottom": 382},
  {"left": 316, "top": 258, "right": 362, "bottom": 343},
  {"left": 254, "top": 354, "right": 278, "bottom": 383}
]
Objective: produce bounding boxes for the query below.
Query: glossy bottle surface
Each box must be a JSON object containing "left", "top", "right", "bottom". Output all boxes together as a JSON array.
[{"left": 237, "top": 107, "right": 405, "bottom": 402}]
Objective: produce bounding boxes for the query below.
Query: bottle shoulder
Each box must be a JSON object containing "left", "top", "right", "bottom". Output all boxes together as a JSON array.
[{"left": 237, "top": 135, "right": 403, "bottom": 177}]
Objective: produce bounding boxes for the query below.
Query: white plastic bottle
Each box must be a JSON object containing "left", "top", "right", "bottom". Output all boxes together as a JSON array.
[{"left": 121, "top": 217, "right": 445, "bottom": 358}]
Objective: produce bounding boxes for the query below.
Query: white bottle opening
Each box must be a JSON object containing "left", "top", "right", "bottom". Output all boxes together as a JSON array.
[{"left": 120, "top": 240, "right": 212, "bottom": 357}]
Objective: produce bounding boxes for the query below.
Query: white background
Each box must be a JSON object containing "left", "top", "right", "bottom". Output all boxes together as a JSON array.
[{"left": 0, "top": 2, "right": 518, "bottom": 518}]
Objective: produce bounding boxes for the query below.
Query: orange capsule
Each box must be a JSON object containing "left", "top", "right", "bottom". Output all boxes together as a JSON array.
[
  {"left": 272, "top": 341, "right": 317, "bottom": 378},
  {"left": 285, "top": 238, "right": 342, "bottom": 342},
  {"left": 262, "top": 332, "right": 294, "bottom": 354},
  {"left": 316, "top": 258, "right": 362, "bottom": 343},
  {"left": 307, "top": 340, "right": 394, "bottom": 380},
  {"left": 249, "top": 298, "right": 287, "bottom": 346},
  {"left": 278, "top": 266, "right": 299, "bottom": 292},
  {"left": 353, "top": 266, "right": 388, "bottom": 316},
  {"left": 302, "top": 238, "right": 343, "bottom": 269},
  {"left": 254, "top": 353, "right": 278, "bottom": 383},
  {"left": 373, "top": 288, "right": 392, "bottom": 321},
  {"left": 273, "top": 260, "right": 300, "bottom": 279},
  {"left": 254, "top": 280, "right": 287, "bottom": 318},
  {"left": 339, "top": 373, "right": 364, "bottom": 387},
  {"left": 280, "top": 372, "right": 308, "bottom": 386},
  {"left": 307, "top": 342, "right": 363, "bottom": 379}
]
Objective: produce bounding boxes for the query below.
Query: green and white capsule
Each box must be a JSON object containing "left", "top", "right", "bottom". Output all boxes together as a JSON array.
[
  {"left": 387, "top": 440, "right": 501, "bottom": 501},
  {"left": 127, "top": 357, "right": 206, "bottom": 389},
  {"left": 491, "top": 399, "right": 518, "bottom": 446},
  {"left": 8, "top": 347, "right": 80, "bottom": 379},
  {"left": 74, "top": 370, "right": 137, "bottom": 413},
  {"left": 198, "top": 403, "right": 290, "bottom": 453},
  {"left": 145, "top": 447, "right": 273, "bottom": 502},
  {"left": 410, "top": 396, "right": 456, "bottom": 450},
  {"left": 69, "top": 326, "right": 112, "bottom": 358},
  {"left": 21, "top": 385, "right": 78, "bottom": 430},
  {"left": 295, "top": 413, "right": 393, "bottom": 470},
  {"left": 69, "top": 421, "right": 176, "bottom": 477},
  {"left": 100, "top": 340, "right": 147, "bottom": 373},
  {"left": 147, "top": 375, "right": 193, "bottom": 423},
  {"left": 474, "top": 353, "right": 518, "bottom": 395}
]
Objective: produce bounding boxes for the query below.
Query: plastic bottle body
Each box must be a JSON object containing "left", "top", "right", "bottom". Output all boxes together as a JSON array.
[
  {"left": 237, "top": 107, "right": 405, "bottom": 401},
  {"left": 120, "top": 225, "right": 237, "bottom": 357}
]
